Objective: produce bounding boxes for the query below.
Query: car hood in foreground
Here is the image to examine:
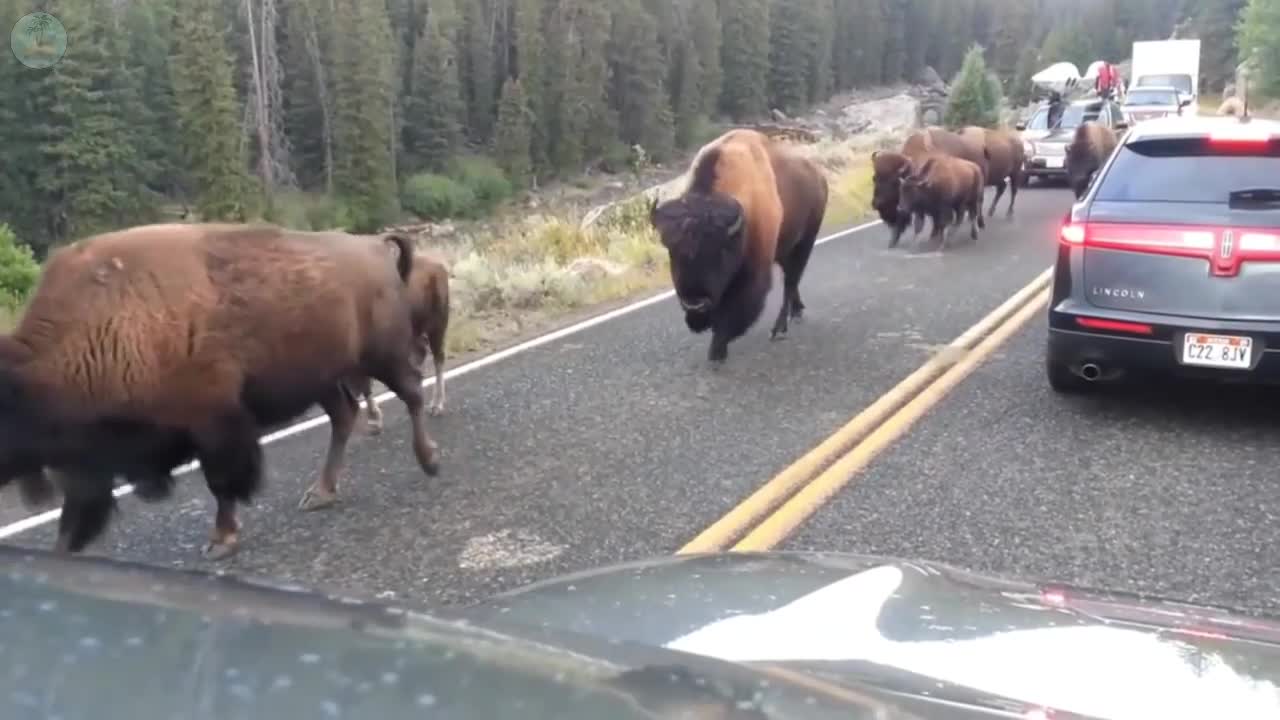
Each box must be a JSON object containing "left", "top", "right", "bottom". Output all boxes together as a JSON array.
[
  {"left": 465, "top": 551, "right": 1280, "bottom": 719},
  {"left": 3, "top": 548, "right": 1280, "bottom": 719}
]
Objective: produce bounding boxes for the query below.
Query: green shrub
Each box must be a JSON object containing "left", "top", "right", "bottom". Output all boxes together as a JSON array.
[
  {"left": 0, "top": 223, "right": 40, "bottom": 313},
  {"left": 448, "top": 155, "right": 513, "bottom": 212},
  {"left": 263, "top": 191, "right": 353, "bottom": 231},
  {"left": 402, "top": 172, "right": 479, "bottom": 221}
]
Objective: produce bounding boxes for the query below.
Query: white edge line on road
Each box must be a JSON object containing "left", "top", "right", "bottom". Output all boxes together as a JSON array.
[{"left": 0, "top": 218, "right": 885, "bottom": 540}]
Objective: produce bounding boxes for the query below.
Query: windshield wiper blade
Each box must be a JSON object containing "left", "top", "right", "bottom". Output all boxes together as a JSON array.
[{"left": 1229, "top": 188, "right": 1280, "bottom": 209}]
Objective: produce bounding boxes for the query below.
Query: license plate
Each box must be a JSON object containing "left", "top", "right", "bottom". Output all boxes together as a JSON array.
[
  {"left": 1044, "top": 156, "right": 1064, "bottom": 169},
  {"left": 1181, "top": 333, "right": 1253, "bottom": 369}
]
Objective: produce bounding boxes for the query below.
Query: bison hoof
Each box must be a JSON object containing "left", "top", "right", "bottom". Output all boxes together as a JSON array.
[
  {"left": 428, "top": 402, "right": 446, "bottom": 417},
  {"left": 366, "top": 420, "right": 383, "bottom": 436},
  {"left": 298, "top": 485, "right": 338, "bottom": 512},
  {"left": 201, "top": 538, "right": 240, "bottom": 561},
  {"left": 423, "top": 458, "right": 441, "bottom": 477}
]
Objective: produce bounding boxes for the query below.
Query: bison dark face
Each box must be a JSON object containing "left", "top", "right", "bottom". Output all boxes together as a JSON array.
[
  {"left": 650, "top": 194, "right": 747, "bottom": 314},
  {"left": 870, "top": 150, "right": 907, "bottom": 218},
  {"left": 896, "top": 158, "right": 935, "bottom": 216}
]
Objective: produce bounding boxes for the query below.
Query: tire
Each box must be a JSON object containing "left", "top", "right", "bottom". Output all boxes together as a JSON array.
[{"left": 1046, "top": 350, "right": 1093, "bottom": 395}]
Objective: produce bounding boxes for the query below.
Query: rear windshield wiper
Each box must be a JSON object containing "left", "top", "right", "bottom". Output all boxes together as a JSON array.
[{"left": 1228, "top": 188, "right": 1280, "bottom": 209}]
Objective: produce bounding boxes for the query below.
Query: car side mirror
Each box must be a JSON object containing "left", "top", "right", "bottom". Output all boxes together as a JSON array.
[
  {"left": 1179, "top": 98, "right": 1192, "bottom": 107},
  {"left": 1114, "top": 121, "right": 1129, "bottom": 132},
  {"left": 1015, "top": 122, "right": 1026, "bottom": 131}
]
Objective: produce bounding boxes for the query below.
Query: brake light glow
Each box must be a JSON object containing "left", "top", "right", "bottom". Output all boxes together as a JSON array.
[
  {"left": 1075, "top": 317, "right": 1155, "bottom": 335},
  {"left": 1057, "top": 222, "right": 1280, "bottom": 277},
  {"left": 1208, "top": 126, "right": 1273, "bottom": 145}
]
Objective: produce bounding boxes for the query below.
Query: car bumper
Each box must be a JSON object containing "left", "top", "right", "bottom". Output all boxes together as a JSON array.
[
  {"left": 1047, "top": 301, "right": 1280, "bottom": 384},
  {"left": 1024, "top": 158, "right": 1067, "bottom": 176}
]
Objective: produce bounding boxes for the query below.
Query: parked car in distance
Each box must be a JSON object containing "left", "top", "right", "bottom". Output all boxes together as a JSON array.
[
  {"left": 1047, "top": 114, "right": 1280, "bottom": 393},
  {"left": 1121, "top": 85, "right": 1191, "bottom": 124},
  {"left": 1017, "top": 97, "right": 1129, "bottom": 187}
]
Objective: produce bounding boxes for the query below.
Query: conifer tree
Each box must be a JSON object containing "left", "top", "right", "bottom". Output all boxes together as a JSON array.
[
  {"left": 494, "top": 77, "right": 533, "bottom": 189},
  {"left": 404, "top": 0, "right": 465, "bottom": 172},
  {"left": 329, "top": 0, "right": 398, "bottom": 230},
  {"left": 944, "top": 45, "right": 999, "bottom": 129},
  {"left": 171, "top": 0, "right": 248, "bottom": 221},
  {"left": 719, "top": 0, "right": 769, "bottom": 120}
]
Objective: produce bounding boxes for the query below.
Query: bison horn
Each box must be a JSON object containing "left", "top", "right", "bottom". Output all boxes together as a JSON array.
[{"left": 727, "top": 211, "right": 745, "bottom": 238}]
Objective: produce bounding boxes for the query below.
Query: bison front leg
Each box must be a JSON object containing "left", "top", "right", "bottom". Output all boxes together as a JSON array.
[
  {"left": 709, "top": 272, "right": 769, "bottom": 365},
  {"left": 299, "top": 386, "right": 360, "bottom": 512},
  {"left": 193, "top": 410, "right": 265, "bottom": 561},
  {"left": 377, "top": 359, "right": 441, "bottom": 478},
  {"left": 987, "top": 180, "right": 1006, "bottom": 218},
  {"left": 52, "top": 468, "right": 117, "bottom": 554}
]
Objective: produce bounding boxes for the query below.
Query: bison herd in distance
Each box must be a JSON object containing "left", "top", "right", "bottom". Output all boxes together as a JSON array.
[
  {"left": 0, "top": 124, "right": 1109, "bottom": 562},
  {"left": 872, "top": 120, "right": 1119, "bottom": 252}
]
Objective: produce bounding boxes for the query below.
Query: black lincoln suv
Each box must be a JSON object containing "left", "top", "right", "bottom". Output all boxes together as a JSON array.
[{"left": 1046, "top": 114, "right": 1280, "bottom": 393}]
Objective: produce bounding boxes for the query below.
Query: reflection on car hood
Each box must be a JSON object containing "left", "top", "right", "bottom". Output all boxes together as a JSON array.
[
  {"left": 0, "top": 546, "right": 1034, "bottom": 720},
  {"left": 465, "top": 551, "right": 1280, "bottom": 720}
]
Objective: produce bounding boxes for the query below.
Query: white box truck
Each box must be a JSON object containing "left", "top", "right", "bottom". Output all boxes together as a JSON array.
[{"left": 1130, "top": 39, "right": 1202, "bottom": 116}]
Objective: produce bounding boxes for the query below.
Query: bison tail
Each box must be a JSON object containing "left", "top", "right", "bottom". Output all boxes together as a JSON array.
[{"left": 384, "top": 234, "right": 415, "bottom": 283}]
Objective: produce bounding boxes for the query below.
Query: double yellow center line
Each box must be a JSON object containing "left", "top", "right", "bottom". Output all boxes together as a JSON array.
[{"left": 678, "top": 266, "right": 1055, "bottom": 554}]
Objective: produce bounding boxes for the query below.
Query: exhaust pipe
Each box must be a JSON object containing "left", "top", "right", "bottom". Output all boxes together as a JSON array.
[{"left": 1079, "top": 363, "right": 1102, "bottom": 381}]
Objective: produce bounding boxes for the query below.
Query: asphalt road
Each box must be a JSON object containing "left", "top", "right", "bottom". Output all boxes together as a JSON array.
[
  {"left": 786, "top": 316, "right": 1280, "bottom": 615},
  {"left": 4, "top": 186, "right": 1070, "bottom": 606}
]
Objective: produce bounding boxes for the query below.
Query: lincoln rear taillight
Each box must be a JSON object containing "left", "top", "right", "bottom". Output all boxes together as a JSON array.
[{"left": 1058, "top": 221, "right": 1280, "bottom": 277}]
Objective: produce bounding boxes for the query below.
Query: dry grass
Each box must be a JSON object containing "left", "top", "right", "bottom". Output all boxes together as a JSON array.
[
  {"left": 433, "top": 136, "right": 889, "bottom": 358},
  {"left": 0, "top": 138, "right": 888, "bottom": 363}
]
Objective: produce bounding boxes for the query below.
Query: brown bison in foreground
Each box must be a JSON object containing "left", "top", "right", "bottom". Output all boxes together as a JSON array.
[
  {"left": 0, "top": 223, "right": 440, "bottom": 559},
  {"left": 350, "top": 250, "right": 451, "bottom": 439},
  {"left": 896, "top": 154, "right": 986, "bottom": 250},
  {"left": 1065, "top": 121, "right": 1118, "bottom": 199},
  {"left": 872, "top": 127, "right": 988, "bottom": 248},
  {"left": 960, "top": 126, "right": 1026, "bottom": 218},
  {"left": 650, "top": 128, "right": 829, "bottom": 365}
]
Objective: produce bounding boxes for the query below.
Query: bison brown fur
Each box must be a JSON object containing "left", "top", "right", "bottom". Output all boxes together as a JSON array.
[
  {"left": 1065, "top": 121, "right": 1118, "bottom": 200},
  {"left": 960, "top": 126, "right": 1025, "bottom": 218},
  {"left": 0, "top": 223, "right": 441, "bottom": 559},
  {"left": 896, "top": 154, "right": 987, "bottom": 250},
  {"left": 650, "top": 128, "right": 828, "bottom": 365},
  {"left": 351, "top": 250, "right": 451, "bottom": 438},
  {"left": 873, "top": 127, "right": 988, "bottom": 248}
]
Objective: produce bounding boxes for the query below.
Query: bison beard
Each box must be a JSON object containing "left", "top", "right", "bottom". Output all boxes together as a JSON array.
[
  {"left": 0, "top": 223, "right": 441, "bottom": 560},
  {"left": 651, "top": 129, "right": 828, "bottom": 365}
]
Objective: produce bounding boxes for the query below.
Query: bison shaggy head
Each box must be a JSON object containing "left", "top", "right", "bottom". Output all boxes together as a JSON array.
[
  {"left": 871, "top": 150, "right": 910, "bottom": 214},
  {"left": 895, "top": 158, "right": 936, "bottom": 216},
  {"left": 650, "top": 193, "right": 747, "bottom": 313}
]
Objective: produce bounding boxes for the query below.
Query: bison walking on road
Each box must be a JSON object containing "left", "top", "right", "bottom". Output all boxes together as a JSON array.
[
  {"left": 0, "top": 223, "right": 441, "bottom": 559},
  {"left": 650, "top": 128, "right": 829, "bottom": 365},
  {"left": 960, "top": 126, "right": 1025, "bottom": 218},
  {"left": 351, "top": 250, "right": 451, "bottom": 437},
  {"left": 873, "top": 127, "right": 988, "bottom": 248},
  {"left": 896, "top": 154, "right": 987, "bottom": 250},
  {"left": 1065, "top": 121, "right": 1118, "bottom": 199}
]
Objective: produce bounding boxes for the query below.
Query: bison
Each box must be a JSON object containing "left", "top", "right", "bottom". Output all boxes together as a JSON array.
[
  {"left": 896, "top": 154, "right": 986, "bottom": 250},
  {"left": 351, "top": 250, "right": 451, "bottom": 437},
  {"left": 873, "top": 127, "right": 988, "bottom": 248},
  {"left": 959, "top": 125, "right": 1025, "bottom": 218},
  {"left": 0, "top": 223, "right": 441, "bottom": 560},
  {"left": 1064, "top": 121, "right": 1118, "bottom": 200},
  {"left": 650, "top": 128, "right": 829, "bottom": 365}
]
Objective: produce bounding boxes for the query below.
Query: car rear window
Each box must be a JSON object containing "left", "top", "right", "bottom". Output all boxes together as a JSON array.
[{"left": 1094, "top": 138, "right": 1280, "bottom": 203}]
